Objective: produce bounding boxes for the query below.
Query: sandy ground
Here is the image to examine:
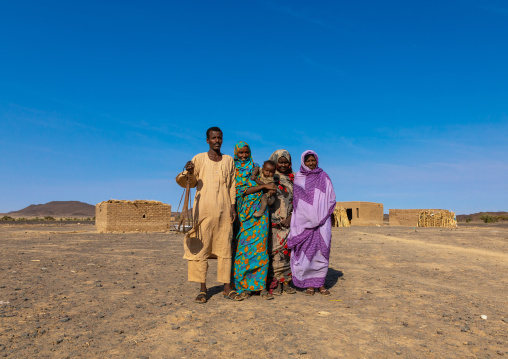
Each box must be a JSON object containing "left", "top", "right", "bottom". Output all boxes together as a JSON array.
[{"left": 0, "top": 222, "right": 507, "bottom": 358}]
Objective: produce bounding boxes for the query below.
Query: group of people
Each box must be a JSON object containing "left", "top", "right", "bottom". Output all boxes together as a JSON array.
[{"left": 175, "top": 127, "right": 336, "bottom": 303}]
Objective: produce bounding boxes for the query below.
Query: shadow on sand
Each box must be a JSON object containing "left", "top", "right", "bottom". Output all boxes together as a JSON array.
[
  {"left": 207, "top": 267, "right": 344, "bottom": 298},
  {"left": 208, "top": 285, "right": 225, "bottom": 298},
  {"left": 325, "top": 267, "right": 344, "bottom": 289}
]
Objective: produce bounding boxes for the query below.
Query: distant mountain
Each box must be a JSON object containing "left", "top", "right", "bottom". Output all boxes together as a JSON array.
[
  {"left": 7, "top": 201, "right": 95, "bottom": 218},
  {"left": 456, "top": 211, "right": 508, "bottom": 222}
]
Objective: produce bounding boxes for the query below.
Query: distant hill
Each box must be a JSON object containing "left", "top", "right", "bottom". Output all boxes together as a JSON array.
[
  {"left": 381, "top": 212, "right": 507, "bottom": 222},
  {"left": 6, "top": 201, "right": 95, "bottom": 218},
  {"left": 456, "top": 211, "right": 508, "bottom": 222}
]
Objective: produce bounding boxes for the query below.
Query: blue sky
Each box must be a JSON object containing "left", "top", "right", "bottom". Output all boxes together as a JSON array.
[{"left": 1, "top": 0, "right": 507, "bottom": 214}]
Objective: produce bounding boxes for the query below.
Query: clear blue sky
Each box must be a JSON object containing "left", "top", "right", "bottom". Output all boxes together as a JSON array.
[{"left": 1, "top": 0, "right": 507, "bottom": 214}]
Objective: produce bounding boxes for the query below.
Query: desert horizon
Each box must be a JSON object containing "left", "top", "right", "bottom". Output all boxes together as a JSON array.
[{"left": 1, "top": 200, "right": 507, "bottom": 222}]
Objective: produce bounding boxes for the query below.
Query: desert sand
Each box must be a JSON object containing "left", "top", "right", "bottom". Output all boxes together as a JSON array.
[{"left": 0, "top": 222, "right": 507, "bottom": 358}]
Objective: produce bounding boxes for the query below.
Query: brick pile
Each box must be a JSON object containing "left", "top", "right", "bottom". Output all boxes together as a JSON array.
[{"left": 389, "top": 208, "right": 454, "bottom": 227}]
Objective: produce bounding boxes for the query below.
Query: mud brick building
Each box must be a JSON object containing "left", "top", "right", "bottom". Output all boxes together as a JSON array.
[
  {"left": 389, "top": 209, "right": 425, "bottom": 226},
  {"left": 334, "top": 201, "right": 383, "bottom": 226},
  {"left": 95, "top": 200, "right": 172, "bottom": 233},
  {"left": 389, "top": 209, "right": 455, "bottom": 227}
]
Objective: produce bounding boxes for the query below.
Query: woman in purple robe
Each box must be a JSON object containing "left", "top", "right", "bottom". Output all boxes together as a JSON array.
[{"left": 287, "top": 150, "right": 336, "bottom": 296}]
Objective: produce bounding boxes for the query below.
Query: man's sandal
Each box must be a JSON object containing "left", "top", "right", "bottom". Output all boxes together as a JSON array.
[
  {"left": 304, "top": 288, "right": 315, "bottom": 296},
  {"left": 261, "top": 289, "right": 274, "bottom": 300},
  {"left": 223, "top": 290, "right": 243, "bottom": 301},
  {"left": 195, "top": 292, "right": 207, "bottom": 304},
  {"left": 319, "top": 288, "right": 331, "bottom": 296},
  {"left": 283, "top": 283, "right": 296, "bottom": 294}
]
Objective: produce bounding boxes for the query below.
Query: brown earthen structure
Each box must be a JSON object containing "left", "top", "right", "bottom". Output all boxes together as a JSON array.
[
  {"left": 95, "top": 200, "right": 172, "bottom": 233},
  {"left": 389, "top": 209, "right": 455, "bottom": 227},
  {"left": 334, "top": 201, "right": 383, "bottom": 226}
]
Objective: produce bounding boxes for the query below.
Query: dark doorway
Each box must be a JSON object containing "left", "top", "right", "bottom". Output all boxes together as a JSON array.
[{"left": 346, "top": 208, "right": 353, "bottom": 222}]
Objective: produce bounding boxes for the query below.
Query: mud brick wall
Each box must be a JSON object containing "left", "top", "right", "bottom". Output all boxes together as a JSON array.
[
  {"left": 389, "top": 209, "right": 447, "bottom": 227},
  {"left": 336, "top": 201, "right": 384, "bottom": 226},
  {"left": 95, "top": 200, "right": 172, "bottom": 233}
]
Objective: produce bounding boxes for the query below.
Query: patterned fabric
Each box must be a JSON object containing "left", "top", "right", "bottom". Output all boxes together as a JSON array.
[
  {"left": 233, "top": 141, "right": 269, "bottom": 293},
  {"left": 267, "top": 149, "right": 294, "bottom": 284},
  {"left": 287, "top": 150, "right": 336, "bottom": 289}
]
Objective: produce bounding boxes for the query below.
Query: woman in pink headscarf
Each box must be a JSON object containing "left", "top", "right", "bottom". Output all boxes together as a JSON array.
[{"left": 287, "top": 150, "right": 336, "bottom": 296}]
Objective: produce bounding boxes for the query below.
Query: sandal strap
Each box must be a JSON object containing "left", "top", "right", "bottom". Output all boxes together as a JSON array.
[
  {"left": 195, "top": 292, "right": 207, "bottom": 303},
  {"left": 225, "top": 290, "right": 243, "bottom": 300},
  {"left": 226, "top": 290, "right": 238, "bottom": 297}
]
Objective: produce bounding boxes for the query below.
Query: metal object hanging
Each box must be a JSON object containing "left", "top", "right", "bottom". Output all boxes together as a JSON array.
[{"left": 175, "top": 169, "right": 194, "bottom": 233}]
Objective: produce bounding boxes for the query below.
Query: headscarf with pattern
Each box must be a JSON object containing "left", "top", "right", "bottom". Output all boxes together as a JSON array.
[
  {"left": 269, "top": 149, "right": 294, "bottom": 197},
  {"left": 234, "top": 141, "right": 258, "bottom": 200}
]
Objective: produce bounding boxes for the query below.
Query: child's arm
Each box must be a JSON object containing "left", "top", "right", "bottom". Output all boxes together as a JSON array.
[{"left": 250, "top": 166, "right": 264, "bottom": 185}]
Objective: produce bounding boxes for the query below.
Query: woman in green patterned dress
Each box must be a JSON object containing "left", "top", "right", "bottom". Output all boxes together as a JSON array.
[{"left": 233, "top": 141, "right": 277, "bottom": 300}]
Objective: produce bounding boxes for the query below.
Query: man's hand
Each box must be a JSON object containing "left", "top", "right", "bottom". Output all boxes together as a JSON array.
[
  {"left": 230, "top": 204, "right": 237, "bottom": 223},
  {"left": 267, "top": 189, "right": 276, "bottom": 197},
  {"left": 185, "top": 161, "right": 195, "bottom": 174}
]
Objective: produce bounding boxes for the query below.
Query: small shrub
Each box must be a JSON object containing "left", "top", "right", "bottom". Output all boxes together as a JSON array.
[
  {"left": 465, "top": 218, "right": 471, "bottom": 223},
  {"left": 86, "top": 217, "right": 91, "bottom": 221},
  {"left": 17, "top": 217, "right": 27, "bottom": 221},
  {"left": 44, "top": 216, "right": 56, "bottom": 221},
  {"left": 1, "top": 216, "right": 14, "bottom": 221},
  {"left": 479, "top": 214, "right": 498, "bottom": 223}
]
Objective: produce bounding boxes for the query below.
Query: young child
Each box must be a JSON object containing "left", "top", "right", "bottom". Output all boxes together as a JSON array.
[{"left": 251, "top": 160, "right": 278, "bottom": 217}]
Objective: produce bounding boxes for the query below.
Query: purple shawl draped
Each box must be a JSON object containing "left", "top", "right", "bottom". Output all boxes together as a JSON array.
[{"left": 287, "top": 150, "right": 336, "bottom": 288}]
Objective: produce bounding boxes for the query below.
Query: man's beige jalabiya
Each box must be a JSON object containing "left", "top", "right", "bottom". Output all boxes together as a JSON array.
[{"left": 175, "top": 152, "right": 236, "bottom": 283}]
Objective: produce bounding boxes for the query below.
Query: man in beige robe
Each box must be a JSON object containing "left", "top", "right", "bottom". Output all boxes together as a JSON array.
[{"left": 175, "top": 127, "right": 243, "bottom": 302}]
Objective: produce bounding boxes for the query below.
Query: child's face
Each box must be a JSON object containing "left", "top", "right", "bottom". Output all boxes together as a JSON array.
[
  {"left": 236, "top": 146, "right": 250, "bottom": 160},
  {"left": 262, "top": 163, "right": 276, "bottom": 178},
  {"left": 304, "top": 155, "right": 317, "bottom": 170}
]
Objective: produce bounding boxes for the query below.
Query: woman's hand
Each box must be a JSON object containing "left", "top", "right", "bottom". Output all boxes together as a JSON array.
[
  {"left": 280, "top": 215, "right": 291, "bottom": 228},
  {"left": 263, "top": 183, "right": 277, "bottom": 192},
  {"left": 243, "top": 182, "right": 276, "bottom": 196}
]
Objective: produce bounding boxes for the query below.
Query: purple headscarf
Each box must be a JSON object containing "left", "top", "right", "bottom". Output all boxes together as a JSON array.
[{"left": 287, "top": 150, "right": 336, "bottom": 288}]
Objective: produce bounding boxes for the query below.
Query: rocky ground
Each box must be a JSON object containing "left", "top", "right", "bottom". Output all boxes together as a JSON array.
[{"left": 0, "top": 222, "right": 507, "bottom": 358}]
